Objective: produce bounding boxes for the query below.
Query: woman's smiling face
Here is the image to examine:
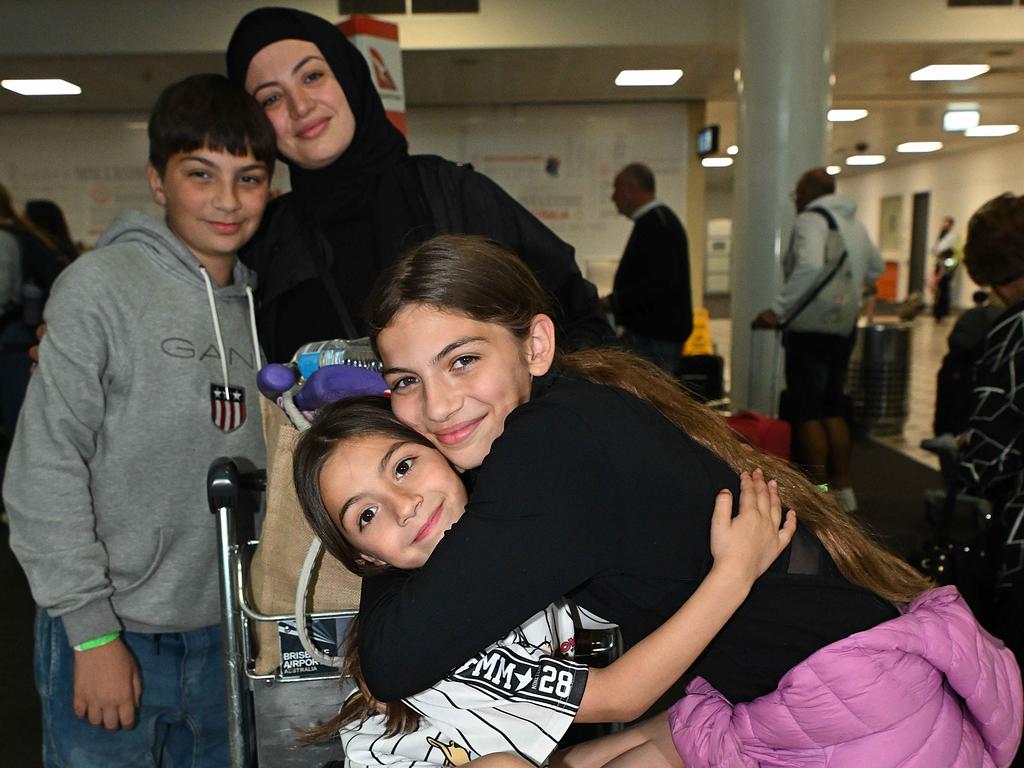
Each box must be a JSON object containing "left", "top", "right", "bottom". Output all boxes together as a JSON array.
[
  {"left": 319, "top": 434, "right": 467, "bottom": 570},
  {"left": 245, "top": 39, "right": 356, "bottom": 169}
]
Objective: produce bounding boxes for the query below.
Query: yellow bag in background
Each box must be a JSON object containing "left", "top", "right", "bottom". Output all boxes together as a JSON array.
[{"left": 683, "top": 306, "right": 714, "bottom": 356}]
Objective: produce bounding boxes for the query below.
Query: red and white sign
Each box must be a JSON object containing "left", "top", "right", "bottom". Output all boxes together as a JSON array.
[{"left": 340, "top": 15, "right": 406, "bottom": 136}]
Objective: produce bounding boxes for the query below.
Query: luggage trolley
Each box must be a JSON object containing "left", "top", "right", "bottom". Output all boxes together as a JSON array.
[
  {"left": 206, "top": 338, "right": 625, "bottom": 766},
  {"left": 208, "top": 457, "right": 354, "bottom": 768},
  {"left": 205, "top": 338, "right": 388, "bottom": 767}
]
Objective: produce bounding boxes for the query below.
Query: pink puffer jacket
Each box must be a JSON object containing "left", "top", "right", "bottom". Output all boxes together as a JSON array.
[{"left": 669, "top": 586, "right": 1022, "bottom": 767}]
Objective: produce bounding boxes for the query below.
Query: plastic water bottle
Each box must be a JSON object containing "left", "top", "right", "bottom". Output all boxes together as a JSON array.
[{"left": 292, "top": 337, "right": 382, "bottom": 379}]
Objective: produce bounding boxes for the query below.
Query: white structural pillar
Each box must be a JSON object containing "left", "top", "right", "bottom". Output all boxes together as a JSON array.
[{"left": 730, "top": 0, "right": 834, "bottom": 413}]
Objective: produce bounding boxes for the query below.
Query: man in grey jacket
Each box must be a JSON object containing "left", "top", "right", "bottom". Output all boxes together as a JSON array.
[
  {"left": 754, "top": 168, "right": 883, "bottom": 513},
  {"left": 2, "top": 75, "right": 273, "bottom": 767}
]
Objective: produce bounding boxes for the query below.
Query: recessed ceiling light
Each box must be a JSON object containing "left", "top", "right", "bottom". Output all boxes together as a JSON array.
[
  {"left": 615, "top": 69, "right": 683, "bottom": 87},
  {"left": 943, "top": 110, "right": 980, "bottom": 132},
  {"left": 826, "top": 165, "right": 841, "bottom": 175},
  {"left": 1, "top": 78, "right": 81, "bottom": 96},
  {"left": 964, "top": 124, "right": 1020, "bottom": 137},
  {"left": 726, "top": 145, "right": 738, "bottom": 155},
  {"left": 846, "top": 155, "right": 886, "bottom": 166},
  {"left": 827, "top": 109, "right": 868, "bottom": 122},
  {"left": 910, "top": 64, "right": 990, "bottom": 81},
  {"left": 701, "top": 157, "right": 733, "bottom": 168},
  {"left": 897, "top": 141, "right": 943, "bottom": 153}
]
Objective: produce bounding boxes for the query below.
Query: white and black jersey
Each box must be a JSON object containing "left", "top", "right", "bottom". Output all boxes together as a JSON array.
[{"left": 341, "top": 601, "right": 615, "bottom": 767}]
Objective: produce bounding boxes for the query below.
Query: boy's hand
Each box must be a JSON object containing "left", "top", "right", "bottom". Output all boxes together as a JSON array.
[
  {"left": 710, "top": 469, "right": 796, "bottom": 585},
  {"left": 72, "top": 638, "right": 142, "bottom": 730},
  {"left": 28, "top": 323, "right": 46, "bottom": 373}
]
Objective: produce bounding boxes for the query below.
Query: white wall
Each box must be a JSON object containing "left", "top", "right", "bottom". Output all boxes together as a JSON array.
[
  {"left": 0, "top": 113, "right": 292, "bottom": 245},
  {"left": 407, "top": 102, "right": 690, "bottom": 267},
  {"left": 2, "top": 114, "right": 156, "bottom": 243},
  {"left": 1, "top": 103, "right": 687, "bottom": 261},
  {"left": 838, "top": 138, "right": 1024, "bottom": 306}
]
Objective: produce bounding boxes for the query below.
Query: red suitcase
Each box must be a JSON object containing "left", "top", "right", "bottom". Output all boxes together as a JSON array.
[{"left": 725, "top": 410, "right": 791, "bottom": 460}]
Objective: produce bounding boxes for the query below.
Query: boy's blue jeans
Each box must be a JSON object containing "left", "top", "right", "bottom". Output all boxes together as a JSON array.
[{"left": 35, "top": 610, "right": 230, "bottom": 768}]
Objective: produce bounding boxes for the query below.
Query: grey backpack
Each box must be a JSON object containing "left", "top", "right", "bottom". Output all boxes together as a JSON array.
[{"left": 781, "top": 207, "right": 859, "bottom": 335}]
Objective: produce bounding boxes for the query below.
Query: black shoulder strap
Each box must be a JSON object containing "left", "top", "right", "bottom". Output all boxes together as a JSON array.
[
  {"left": 779, "top": 207, "right": 849, "bottom": 331},
  {"left": 303, "top": 221, "right": 359, "bottom": 340},
  {"left": 413, "top": 155, "right": 469, "bottom": 234}
]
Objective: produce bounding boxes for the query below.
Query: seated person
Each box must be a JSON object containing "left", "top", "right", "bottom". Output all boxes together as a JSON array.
[
  {"left": 959, "top": 193, "right": 1024, "bottom": 661},
  {"left": 934, "top": 289, "right": 1003, "bottom": 436}
]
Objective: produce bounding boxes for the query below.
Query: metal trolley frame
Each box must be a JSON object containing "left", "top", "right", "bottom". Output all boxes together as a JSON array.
[
  {"left": 208, "top": 457, "right": 355, "bottom": 768},
  {"left": 207, "top": 456, "right": 625, "bottom": 767}
]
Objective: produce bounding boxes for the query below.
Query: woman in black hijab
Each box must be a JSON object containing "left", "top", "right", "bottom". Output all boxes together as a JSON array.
[{"left": 227, "top": 7, "right": 610, "bottom": 362}]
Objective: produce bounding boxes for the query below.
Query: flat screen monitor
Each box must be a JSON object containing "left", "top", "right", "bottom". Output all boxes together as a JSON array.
[{"left": 696, "top": 125, "right": 720, "bottom": 157}]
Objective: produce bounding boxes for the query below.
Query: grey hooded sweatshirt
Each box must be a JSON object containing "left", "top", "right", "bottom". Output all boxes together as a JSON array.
[
  {"left": 3, "top": 210, "right": 265, "bottom": 647},
  {"left": 770, "top": 193, "right": 884, "bottom": 335}
]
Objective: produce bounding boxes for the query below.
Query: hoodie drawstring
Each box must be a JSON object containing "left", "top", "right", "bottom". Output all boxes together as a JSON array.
[
  {"left": 200, "top": 267, "right": 262, "bottom": 393},
  {"left": 245, "top": 285, "right": 261, "bottom": 370}
]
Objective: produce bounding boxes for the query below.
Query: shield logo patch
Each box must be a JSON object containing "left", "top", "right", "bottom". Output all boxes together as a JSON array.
[{"left": 211, "top": 384, "right": 246, "bottom": 433}]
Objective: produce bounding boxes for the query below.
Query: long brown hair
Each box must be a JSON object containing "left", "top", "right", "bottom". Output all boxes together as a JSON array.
[
  {"left": 293, "top": 396, "right": 426, "bottom": 740},
  {"left": 367, "top": 234, "right": 933, "bottom": 605},
  {"left": 0, "top": 182, "right": 58, "bottom": 252}
]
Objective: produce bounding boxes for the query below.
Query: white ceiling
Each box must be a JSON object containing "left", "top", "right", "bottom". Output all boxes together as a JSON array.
[{"left": 2, "top": 2, "right": 1023, "bottom": 175}]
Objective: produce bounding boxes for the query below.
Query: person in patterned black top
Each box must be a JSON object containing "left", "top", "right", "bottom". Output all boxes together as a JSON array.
[
  {"left": 292, "top": 396, "right": 794, "bottom": 768},
  {"left": 960, "top": 193, "right": 1024, "bottom": 661}
]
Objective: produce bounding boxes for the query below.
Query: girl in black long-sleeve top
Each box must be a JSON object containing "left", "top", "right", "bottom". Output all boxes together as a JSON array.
[{"left": 348, "top": 235, "right": 932, "bottom": 708}]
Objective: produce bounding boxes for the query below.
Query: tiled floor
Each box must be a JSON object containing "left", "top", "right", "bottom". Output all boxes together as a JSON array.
[{"left": 708, "top": 313, "right": 950, "bottom": 471}]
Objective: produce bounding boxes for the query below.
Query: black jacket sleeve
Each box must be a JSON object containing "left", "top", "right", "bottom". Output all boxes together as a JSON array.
[
  {"left": 357, "top": 402, "right": 619, "bottom": 701},
  {"left": 419, "top": 159, "right": 612, "bottom": 349}
]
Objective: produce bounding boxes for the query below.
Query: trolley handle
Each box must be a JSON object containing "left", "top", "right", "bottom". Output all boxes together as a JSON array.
[
  {"left": 207, "top": 458, "right": 239, "bottom": 515},
  {"left": 207, "top": 458, "right": 266, "bottom": 515}
]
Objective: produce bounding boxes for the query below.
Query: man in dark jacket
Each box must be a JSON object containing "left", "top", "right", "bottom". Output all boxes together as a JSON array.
[{"left": 602, "top": 163, "right": 692, "bottom": 371}]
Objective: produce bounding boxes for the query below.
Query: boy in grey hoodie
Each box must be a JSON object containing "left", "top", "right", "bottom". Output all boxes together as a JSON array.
[{"left": 2, "top": 74, "right": 275, "bottom": 767}]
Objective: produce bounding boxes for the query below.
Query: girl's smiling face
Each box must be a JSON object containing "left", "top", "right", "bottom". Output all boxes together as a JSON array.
[
  {"left": 320, "top": 434, "right": 467, "bottom": 570},
  {"left": 376, "top": 304, "right": 555, "bottom": 472}
]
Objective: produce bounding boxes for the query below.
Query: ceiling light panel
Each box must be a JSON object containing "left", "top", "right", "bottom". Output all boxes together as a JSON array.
[
  {"left": 826, "top": 165, "right": 841, "bottom": 175},
  {"left": 827, "top": 109, "right": 868, "bottom": 122},
  {"left": 909, "top": 64, "right": 990, "bottom": 81},
  {"left": 701, "top": 157, "right": 733, "bottom": 168},
  {"left": 1, "top": 78, "right": 81, "bottom": 95},
  {"left": 964, "top": 124, "right": 1020, "bottom": 137},
  {"left": 615, "top": 69, "right": 683, "bottom": 86},
  {"left": 846, "top": 155, "right": 886, "bottom": 166},
  {"left": 897, "top": 142, "right": 943, "bottom": 153}
]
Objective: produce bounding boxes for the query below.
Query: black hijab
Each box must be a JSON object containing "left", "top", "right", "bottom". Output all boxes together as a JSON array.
[{"left": 227, "top": 7, "right": 408, "bottom": 220}]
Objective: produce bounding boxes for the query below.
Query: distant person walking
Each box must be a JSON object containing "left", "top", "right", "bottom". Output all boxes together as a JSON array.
[
  {"left": 930, "top": 215, "right": 960, "bottom": 322},
  {"left": 753, "top": 168, "right": 883, "bottom": 513},
  {"left": 602, "top": 163, "right": 692, "bottom": 371}
]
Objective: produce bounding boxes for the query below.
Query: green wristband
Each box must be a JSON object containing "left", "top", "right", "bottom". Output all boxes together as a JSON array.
[{"left": 73, "top": 631, "right": 121, "bottom": 652}]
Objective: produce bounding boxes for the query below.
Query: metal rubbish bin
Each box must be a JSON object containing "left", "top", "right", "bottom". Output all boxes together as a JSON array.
[{"left": 846, "top": 322, "right": 913, "bottom": 436}]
